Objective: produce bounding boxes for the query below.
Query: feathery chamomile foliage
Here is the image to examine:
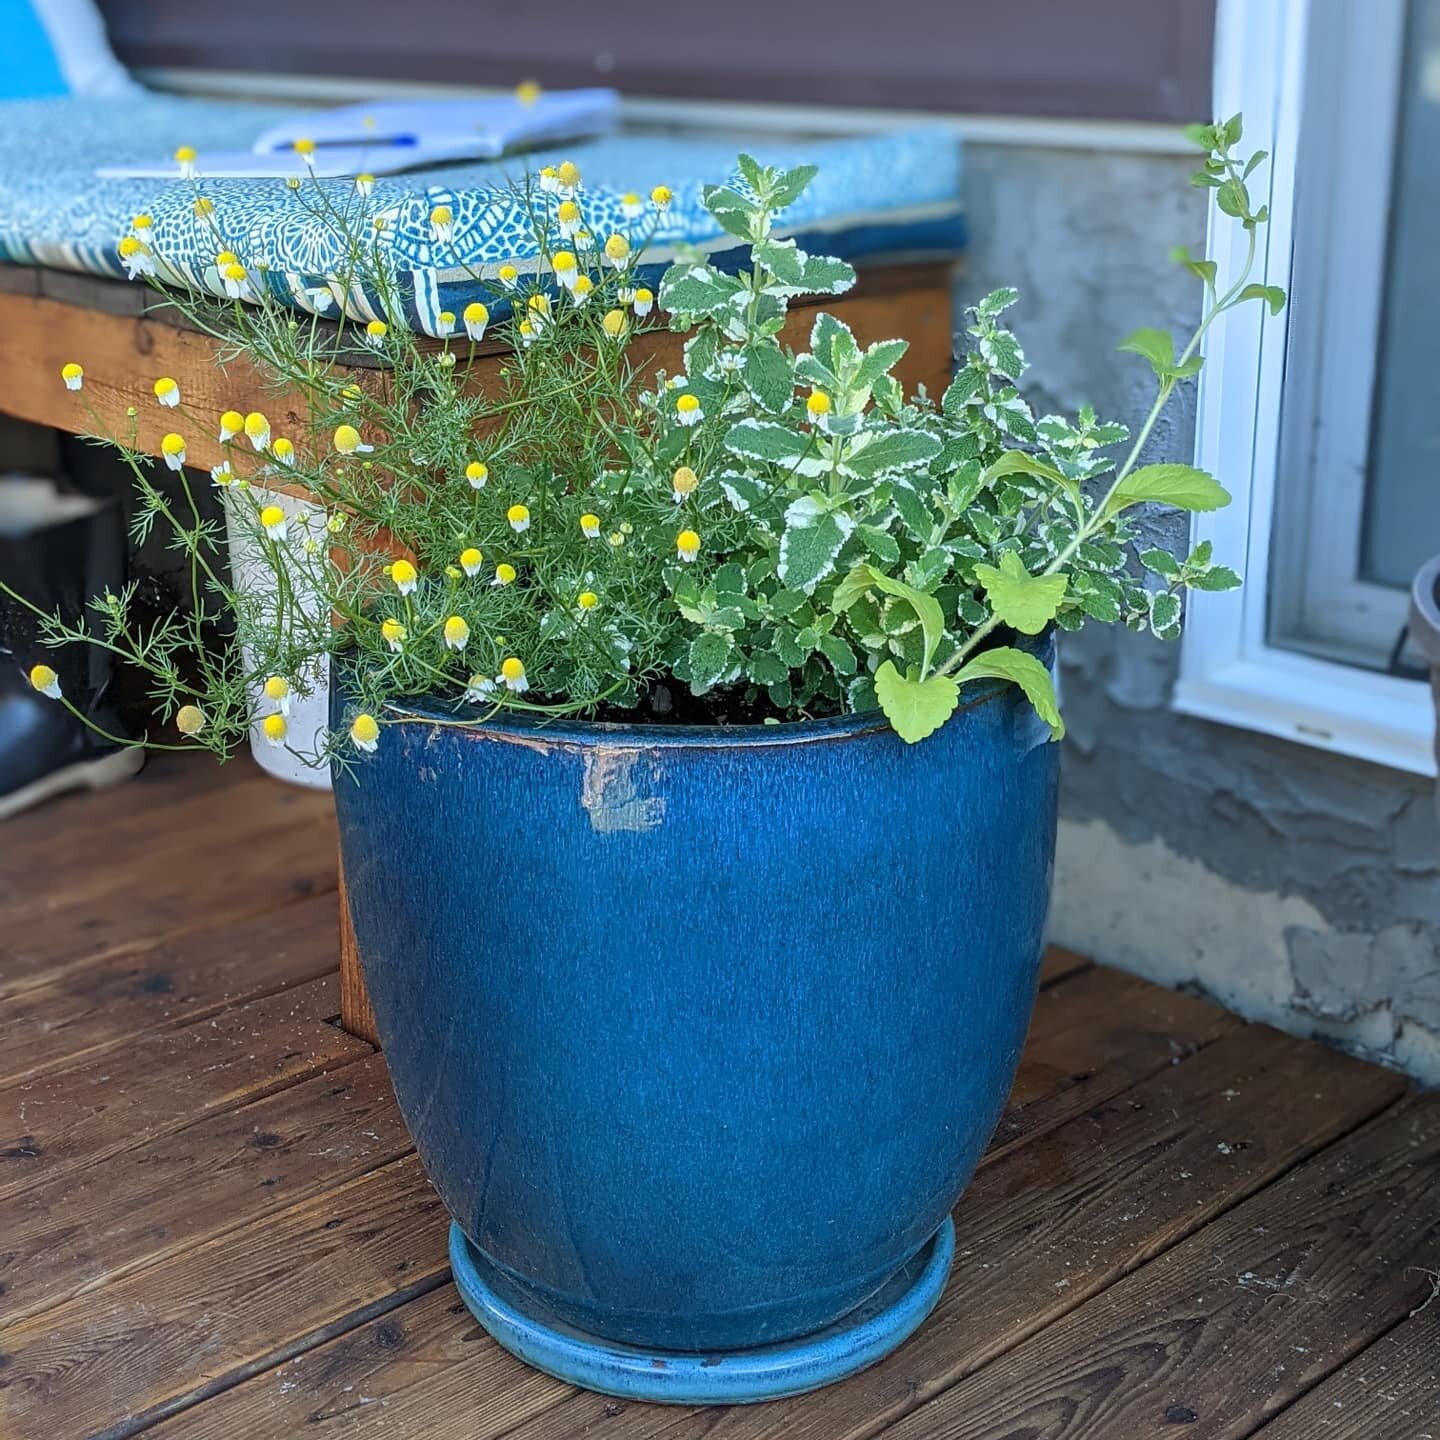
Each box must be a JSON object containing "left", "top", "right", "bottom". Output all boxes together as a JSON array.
[{"left": 8, "top": 114, "right": 1279, "bottom": 762}]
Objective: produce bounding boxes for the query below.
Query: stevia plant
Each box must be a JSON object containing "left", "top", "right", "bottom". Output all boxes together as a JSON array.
[{"left": 6, "top": 115, "right": 1280, "bottom": 763}]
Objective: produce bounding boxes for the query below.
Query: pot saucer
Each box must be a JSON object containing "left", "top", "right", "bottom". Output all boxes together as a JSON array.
[{"left": 448, "top": 1217, "right": 955, "bottom": 1404}]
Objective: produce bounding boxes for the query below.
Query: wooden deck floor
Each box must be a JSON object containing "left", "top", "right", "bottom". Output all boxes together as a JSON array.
[{"left": 2, "top": 754, "right": 1437, "bottom": 1440}]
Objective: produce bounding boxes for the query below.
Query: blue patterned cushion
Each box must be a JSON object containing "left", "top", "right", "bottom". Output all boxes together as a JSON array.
[{"left": 0, "top": 94, "right": 964, "bottom": 334}]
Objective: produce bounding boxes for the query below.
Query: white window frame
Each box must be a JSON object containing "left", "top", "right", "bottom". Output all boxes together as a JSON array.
[{"left": 1173, "top": 0, "right": 1437, "bottom": 778}]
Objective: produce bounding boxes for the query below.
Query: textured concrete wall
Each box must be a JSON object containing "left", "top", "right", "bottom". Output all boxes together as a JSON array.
[{"left": 959, "top": 143, "right": 1440, "bottom": 1085}]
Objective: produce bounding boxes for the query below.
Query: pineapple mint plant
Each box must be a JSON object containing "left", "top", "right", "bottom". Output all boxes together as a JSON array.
[{"left": 11, "top": 117, "right": 1276, "bottom": 762}]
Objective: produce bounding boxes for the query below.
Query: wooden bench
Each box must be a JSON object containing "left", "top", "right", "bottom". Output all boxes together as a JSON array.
[{"left": 0, "top": 259, "right": 958, "bottom": 1044}]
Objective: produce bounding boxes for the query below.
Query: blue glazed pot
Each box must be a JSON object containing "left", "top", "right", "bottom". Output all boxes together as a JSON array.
[{"left": 332, "top": 652, "right": 1059, "bottom": 1402}]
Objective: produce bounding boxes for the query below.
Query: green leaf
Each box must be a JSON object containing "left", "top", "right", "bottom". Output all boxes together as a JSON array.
[
  {"left": 1217, "top": 177, "right": 1250, "bottom": 219},
  {"left": 981, "top": 450, "right": 1077, "bottom": 496},
  {"left": 701, "top": 185, "right": 759, "bottom": 240},
  {"left": 713, "top": 562, "right": 748, "bottom": 597},
  {"left": 1149, "top": 590, "right": 1182, "bottom": 636},
  {"left": 831, "top": 565, "right": 875, "bottom": 613},
  {"left": 856, "top": 338, "right": 910, "bottom": 386},
  {"left": 1117, "top": 327, "right": 1176, "bottom": 378},
  {"left": 718, "top": 471, "right": 770, "bottom": 514},
  {"left": 778, "top": 496, "right": 854, "bottom": 594},
  {"left": 810, "top": 312, "right": 861, "bottom": 379},
  {"left": 752, "top": 237, "right": 805, "bottom": 286},
  {"left": 689, "top": 631, "right": 735, "bottom": 693},
  {"left": 842, "top": 428, "right": 942, "bottom": 481},
  {"left": 1237, "top": 283, "right": 1287, "bottom": 316},
  {"left": 1169, "top": 244, "right": 1218, "bottom": 288},
  {"left": 874, "top": 660, "right": 960, "bottom": 744},
  {"left": 741, "top": 342, "right": 795, "bottom": 413},
  {"left": 1223, "top": 113, "right": 1244, "bottom": 146},
  {"left": 658, "top": 263, "right": 744, "bottom": 319},
  {"left": 1107, "top": 463, "right": 1231, "bottom": 514},
  {"left": 979, "top": 329, "right": 1025, "bottom": 379},
  {"left": 953, "top": 646, "right": 1064, "bottom": 739},
  {"left": 977, "top": 287, "right": 1020, "bottom": 318},
  {"left": 769, "top": 163, "right": 819, "bottom": 209},
  {"left": 724, "top": 418, "right": 812, "bottom": 467},
  {"left": 1138, "top": 547, "right": 1183, "bottom": 579},
  {"left": 889, "top": 480, "right": 933, "bottom": 541},
  {"left": 818, "top": 633, "right": 857, "bottom": 674},
  {"left": 941, "top": 366, "right": 986, "bottom": 415},
  {"left": 864, "top": 566, "right": 947, "bottom": 674},
  {"left": 1187, "top": 565, "right": 1242, "bottom": 592},
  {"left": 746, "top": 649, "right": 789, "bottom": 685},
  {"left": 796, "top": 254, "right": 855, "bottom": 296},
  {"left": 972, "top": 551, "right": 1069, "bottom": 635},
  {"left": 856, "top": 524, "right": 900, "bottom": 565}
]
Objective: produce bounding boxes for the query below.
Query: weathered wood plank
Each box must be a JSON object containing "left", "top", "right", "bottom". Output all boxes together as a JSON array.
[
  {"left": 1, "top": 783, "right": 337, "bottom": 993},
  {"left": 491, "top": 1027, "right": 1405, "bottom": 1440},
  {"left": 0, "top": 265, "right": 953, "bottom": 482},
  {"left": 0, "top": 976, "right": 366, "bottom": 1205},
  {"left": 0, "top": 1153, "right": 449, "bottom": 1440},
  {"left": 1037, "top": 945, "right": 1092, "bottom": 988},
  {"left": 0, "top": 890, "right": 340, "bottom": 1086},
  {"left": 338, "top": 857, "right": 379, "bottom": 1046},
  {"left": 1, "top": 1053, "right": 411, "bottom": 1327},
  {"left": 79, "top": 965, "right": 1221, "bottom": 1440},
  {"left": 1249, "top": 1312, "right": 1440, "bottom": 1440},
  {"left": 142, "top": 1286, "right": 575, "bottom": 1440},
  {"left": 870, "top": 1094, "right": 1440, "bottom": 1440}
]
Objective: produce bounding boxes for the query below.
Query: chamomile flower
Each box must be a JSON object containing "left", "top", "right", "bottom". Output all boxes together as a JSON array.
[
  {"left": 389, "top": 558, "right": 418, "bottom": 595},
  {"left": 221, "top": 262, "right": 251, "bottom": 300},
  {"left": 676, "top": 528, "right": 701, "bottom": 562},
  {"left": 219, "top": 410, "right": 243, "bottom": 442},
  {"left": 175, "top": 704, "right": 206, "bottom": 736},
  {"left": 435, "top": 351, "right": 456, "bottom": 370},
  {"left": 131, "top": 212, "right": 153, "bottom": 237},
  {"left": 492, "top": 562, "right": 516, "bottom": 586},
  {"left": 556, "top": 160, "right": 581, "bottom": 195},
  {"left": 340, "top": 383, "right": 363, "bottom": 408},
  {"left": 435, "top": 310, "right": 456, "bottom": 338},
  {"left": 60, "top": 363, "right": 83, "bottom": 392},
  {"left": 333, "top": 423, "right": 372, "bottom": 456},
  {"left": 118, "top": 236, "right": 154, "bottom": 278},
  {"left": 556, "top": 200, "right": 582, "bottom": 239},
  {"left": 621, "top": 191, "right": 644, "bottom": 220},
  {"left": 671, "top": 465, "right": 698, "bottom": 502},
  {"left": 160, "top": 433, "right": 187, "bottom": 471},
  {"left": 153, "top": 376, "right": 180, "bottom": 408},
  {"left": 579, "top": 512, "right": 601, "bottom": 539},
  {"left": 651, "top": 184, "right": 673, "bottom": 210},
  {"left": 632, "top": 287, "right": 654, "bottom": 317},
  {"left": 305, "top": 286, "right": 335, "bottom": 313},
  {"left": 465, "top": 461, "right": 489, "bottom": 489},
  {"left": 499, "top": 656, "right": 528, "bottom": 692},
  {"left": 507, "top": 504, "right": 531, "bottom": 533},
  {"left": 675, "top": 392, "right": 703, "bottom": 426},
  {"left": 193, "top": 196, "right": 214, "bottom": 219},
  {"left": 459, "top": 547, "right": 484, "bottom": 577},
  {"left": 577, "top": 590, "right": 598, "bottom": 612},
  {"left": 527, "top": 293, "right": 552, "bottom": 328},
  {"left": 538, "top": 165, "right": 560, "bottom": 195},
  {"left": 363, "top": 319, "right": 388, "bottom": 350},
  {"left": 551, "top": 250, "right": 579, "bottom": 289},
  {"left": 263, "top": 674, "right": 293, "bottom": 716},
  {"left": 443, "top": 615, "right": 470, "bottom": 651},
  {"left": 244, "top": 412, "right": 271, "bottom": 450},
  {"left": 429, "top": 205, "right": 454, "bottom": 244},
  {"left": 463, "top": 301, "right": 489, "bottom": 340},
  {"left": 28, "top": 664, "right": 60, "bottom": 699},
  {"left": 380, "top": 617, "right": 406, "bottom": 651},
  {"left": 806, "top": 389, "right": 832, "bottom": 428},
  {"left": 261, "top": 712, "right": 287, "bottom": 747},
  {"left": 608, "top": 531, "right": 625, "bottom": 547},
  {"left": 355, "top": 173, "right": 375, "bottom": 198},
  {"left": 575, "top": 229, "right": 596, "bottom": 253},
  {"left": 603, "top": 233, "right": 631, "bottom": 269},
  {"left": 601, "top": 308, "right": 627, "bottom": 340},
  {"left": 517, "top": 318, "right": 537, "bottom": 347},
  {"left": 515, "top": 79, "right": 542, "bottom": 106},
  {"left": 271, "top": 437, "right": 296, "bottom": 467},
  {"left": 293, "top": 137, "right": 317, "bottom": 168},
  {"left": 259, "top": 505, "right": 288, "bottom": 541},
  {"left": 497, "top": 263, "right": 519, "bottom": 290},
  {"left": 350, "top": 713, "right": 380, "bottom": 752},
  {"left": 570, "top": 274, "right": 594, "bottom": 306},
  {"left": 174, "top": 145, "right": 198, "bottom": 178},
  {"left": 210, "top": 462, "right": 234, "bottom": 487},
  {"left": 464, "top": 673, "right": 496, "bottom": 702}
]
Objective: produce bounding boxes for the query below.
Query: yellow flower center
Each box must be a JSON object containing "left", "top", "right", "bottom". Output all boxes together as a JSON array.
[
  {"left": 580, "top": 513, "right": 600, "bottom": 534},
  {"left": 466, "top": 461, "right": 489, "bottom": 483},
  {"left": 351, "top": 713, "right": 380, "bottom": 744},
  {"left": 263, "top": 675, "right": 289, "bottom": 701},
  {"left": 601, "top": 309, "right": 627, "bottom": 338},
  {"left": 807, "top": 389, "right": 832, "bottom": 417},
  {"left": 174, "top": 145, "right": 196, "bottom": 163},
  {"left": 160, "top": 432, "right": 185, "bottom": 455},
  {"left": 651, "top": 185, "right": 673, "bottom": 207},
  {"left": 390, "top": 559, "right": 417, "bottom": 587},
  {"left": 28, "top": 664, "right": 58, "bottom": 694},
  {"left": 677, "top": 529, "right": 701, "bottom": 554},
  {"left": 244, "top": 412, "right": 269, "bottom": 437},
  {"left": 672, "top": 465, "right": 699, "bottom": 495},
  {"left": 558, "top": 200, "right": 581, "bottom": 223},
  {"left": 464, "top": 302, "right": 489, "bottom": 325},
  {"left": 293, "top": 138, "right": 316, "bottom": 156},
  {"left": 60, "top": 363, "right": 82, "bottom": 382},
  {"left": 500, "top": 657, "right": 525, "bottom": 681},
  {"left": 381, "top": 617, "right": 405, "bottom": 643},
  {"left": 676, "top": 393, "right": 701, "bottom": 415},
  {"left": 557, "top": 161, "right": 581, "bottom": 187},
  {"left": 430, "top": 204, "right": 453, "bottom": 225},
  {"left": 334, "top": 423, "right": 362, "bottom": 453},
  {"left": 507, "top": 504, "right": 530, "bottom": 526},
  {"left": 460, "top": 546, "right": 483, "bottom": 570},
  {"left": 366, "top": 320, "right": 388, "bottom": 338},
  {"left": 498, "top": 264, "right": 519, "bottom": 284},
  {"left": 261, "top": 713, "right": 287, "bottom": 741},
  {"left": 259, "top": 505, "right": 285, "bottom": 529},
  {"left": 603, "top": 234, "right": 631, "bottom": 261},
  {"left": 176, "top": 704, "right": 205, "bottom": 735},
  {"left": 551, "top": 250, "right": 577, "bottom": 273},
  {"left": 495, "top": 563, "right": 516, "bottom": 584},
  {"left": 577, "top": 591, "right": 598, "bottom": 610},
  {"left": 220, "top": 409, "right": 243, "bottom": 432}
]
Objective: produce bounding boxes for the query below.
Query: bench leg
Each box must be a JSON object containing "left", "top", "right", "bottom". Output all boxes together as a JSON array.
[{"left": 338, "top": 851, "right": 380, "bottom": 1045}]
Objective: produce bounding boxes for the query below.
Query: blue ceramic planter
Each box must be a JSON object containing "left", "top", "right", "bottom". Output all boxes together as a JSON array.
[{"left": 332, "top": 655, "right": 1059, "bottom": 1402}]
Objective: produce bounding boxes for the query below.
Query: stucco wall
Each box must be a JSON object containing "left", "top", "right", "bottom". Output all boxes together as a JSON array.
[{"left": 958, "top": 143, "right": 1440, "bottom": 1084}]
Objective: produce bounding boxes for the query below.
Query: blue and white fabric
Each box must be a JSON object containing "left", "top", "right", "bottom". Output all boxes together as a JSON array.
[
  {"left": 0, "top": 94, "right": 964, "bottom": 335},
  {"left": 0, "top": 0, "right": 140, "bottom": 100}
]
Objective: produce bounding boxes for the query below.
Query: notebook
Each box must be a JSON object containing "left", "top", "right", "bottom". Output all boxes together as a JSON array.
[{"left": 95, "top": 89, "right": 619, "bottom": 181}]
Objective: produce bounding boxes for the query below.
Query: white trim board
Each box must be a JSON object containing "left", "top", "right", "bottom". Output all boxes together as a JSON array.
[
  {"left": 136, "top": 68, "right": 1200, "bottom": 155},
  {"left": 1173, "top": 0, "right": 1436, "bottom": 778}
]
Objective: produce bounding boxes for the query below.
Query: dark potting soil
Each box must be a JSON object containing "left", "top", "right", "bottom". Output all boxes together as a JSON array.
[{"left": 590, "top": 680, "right": 844, "bottom": 728}]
